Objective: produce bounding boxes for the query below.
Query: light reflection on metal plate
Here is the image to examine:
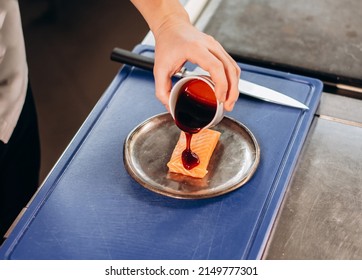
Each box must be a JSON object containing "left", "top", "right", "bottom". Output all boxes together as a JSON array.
[{"left": 123, "top": 113, "right": 260, "bottom": 199}]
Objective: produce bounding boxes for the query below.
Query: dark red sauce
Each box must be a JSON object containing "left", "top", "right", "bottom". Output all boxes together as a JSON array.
[
  {"left": 181, "top": 132, "right": 200, "bottom": 170},
  {"left": 174, "top": 79, "right": 217, "bottom": 170}
]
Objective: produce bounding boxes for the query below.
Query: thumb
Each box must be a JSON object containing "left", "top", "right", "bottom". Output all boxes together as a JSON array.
[{"left": 154, "top": 69, "right": 173, "bottom": 111}]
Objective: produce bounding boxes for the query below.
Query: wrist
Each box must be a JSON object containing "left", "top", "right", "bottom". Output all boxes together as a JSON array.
[
  {"left": 131, "top": 0, "right": 190, "bottom": 38},
  {"left": 151, "top": 12, "right": 190, "bottom": 40}
]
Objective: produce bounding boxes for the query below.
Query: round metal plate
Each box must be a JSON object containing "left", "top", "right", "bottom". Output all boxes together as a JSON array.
[{"left": 123, "top": 113, "right": 260, "bottom": 199}]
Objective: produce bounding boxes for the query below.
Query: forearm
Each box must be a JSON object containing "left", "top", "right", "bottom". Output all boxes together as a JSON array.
[
  {"left": 131, "top": 0, "right": 240, "bottom": 111},
  {"left": 130, "top": 0, "right": 190, "bottom": 36},
  {"left": 0, "top": 0, "right": 28, "bottom": 143}
]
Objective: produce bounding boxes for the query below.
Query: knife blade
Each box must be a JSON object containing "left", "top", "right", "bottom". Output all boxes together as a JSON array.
[{"left": 111, "top": 48, "right": 309, "bottom": 110}]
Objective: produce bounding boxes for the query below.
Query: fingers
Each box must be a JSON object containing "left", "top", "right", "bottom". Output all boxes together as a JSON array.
[
  {"left": 153, "top": 53, "right": 184, "bottom": 112},
  {"left": 188, "top": 44, "right": 228, "bottom": 103},
  {"left": 203, "top": 37, "right": 240, "bottom": 111},
  {"left": 216, "top": 48, "right": 241, "bottom": 111},
  {"left": 152, "top": 24, "right": 240, "bottom": 112},
  {"left": 186, "top": 36, "right": 240, "bottom": 111},
  {"left": 153, "top": 66, "right": 172, "bottom": 111}
]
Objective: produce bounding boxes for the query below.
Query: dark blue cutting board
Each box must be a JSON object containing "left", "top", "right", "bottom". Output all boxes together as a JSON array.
[{"left": 0, "top": 45, "right": 323, "bottom": 259}]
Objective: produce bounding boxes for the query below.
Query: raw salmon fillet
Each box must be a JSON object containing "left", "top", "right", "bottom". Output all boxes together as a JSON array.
[{"left": 167, "top": 129, "right": 221, "bottom": 178}]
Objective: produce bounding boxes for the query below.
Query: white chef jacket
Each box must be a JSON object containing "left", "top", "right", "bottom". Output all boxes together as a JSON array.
[{"left": 0, "top": 0, "right": 28, "bottom": 143}]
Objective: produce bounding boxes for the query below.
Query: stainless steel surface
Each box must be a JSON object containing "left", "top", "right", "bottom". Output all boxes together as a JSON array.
[
  {"left": 192, "top": 0, "right": 362, "bottom": 259},
  {"left": 317, "top": 93, "right": 362, "bottom": 124},
  {"left": 264, "top": 118, "right": 362, "bottom": 259},
  {"left": 123, "top": 113, "right": 260, "bottom": 199},
  {"left": 202, "top": 0, "right": 362, "bottom": 83}
]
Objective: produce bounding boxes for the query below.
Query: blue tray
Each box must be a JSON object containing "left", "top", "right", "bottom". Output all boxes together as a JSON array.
[{"left": 0, "top": 45, "right": 323, "bottom": 259}]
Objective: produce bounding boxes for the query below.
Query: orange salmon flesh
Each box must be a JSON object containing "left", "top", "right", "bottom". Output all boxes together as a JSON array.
[{"left": 167, "top": 129, "right": 221, "bottom": 178}]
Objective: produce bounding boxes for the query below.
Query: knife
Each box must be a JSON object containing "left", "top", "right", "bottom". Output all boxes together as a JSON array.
[{"left": 111, "top": 48, "right": 309, "bottom": 110}]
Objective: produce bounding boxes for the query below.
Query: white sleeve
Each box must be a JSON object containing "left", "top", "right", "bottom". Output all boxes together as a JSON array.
[{"left": 0, "top": 0, "right": 28, "bottom": 143}]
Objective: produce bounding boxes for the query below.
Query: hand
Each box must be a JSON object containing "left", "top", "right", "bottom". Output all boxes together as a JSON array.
[{"left": 152, "top": 18, "right": 240, "bottom": 112}]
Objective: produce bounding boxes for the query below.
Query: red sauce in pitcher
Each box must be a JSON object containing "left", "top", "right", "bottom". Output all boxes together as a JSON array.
[{"left": 174, "top": 79, "right": 217, "bottom": 170}]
